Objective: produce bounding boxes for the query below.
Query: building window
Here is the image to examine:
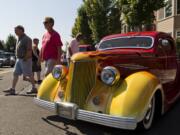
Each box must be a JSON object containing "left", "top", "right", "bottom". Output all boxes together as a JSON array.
[
  {"left": 177, "top": 31, "right": 180, "bottom": 38},
  {"left": 165, "top": 0, "right": 172, "bottom": 17},
  {"left": 158, "top": 8, "right": 165, "bottom": 20},
  {"left": 177, "top": 0, "right": 180, "bottom": 14},
  {"left": 158, "top": 0, "right": 172, "bottom": 20}
]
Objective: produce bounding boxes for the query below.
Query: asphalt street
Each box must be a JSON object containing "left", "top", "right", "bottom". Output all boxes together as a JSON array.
[{"left": 0, "top": 67, "right": 180, "bottom": 135}]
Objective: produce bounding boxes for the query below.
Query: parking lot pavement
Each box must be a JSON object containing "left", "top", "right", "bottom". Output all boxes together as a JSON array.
[
  {"left": 0, "top": 67, "right": 13, "bottom": 75},
  {"left": 0, "top": 67, "right": 30, "bottom": 95},
  {"left": 0, "top": 68, "right": 180, "bottom": 135}
]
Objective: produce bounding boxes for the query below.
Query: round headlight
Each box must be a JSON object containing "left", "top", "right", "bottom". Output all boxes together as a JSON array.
[
  {"left": 101, "top": 66, "right": 120, "bottom": 85},
  {"left": 52, "top": 65, "right": 68, "bottom": 80},
  {"left": 52, "top": 65, "right": 62, "bottom": 80}
]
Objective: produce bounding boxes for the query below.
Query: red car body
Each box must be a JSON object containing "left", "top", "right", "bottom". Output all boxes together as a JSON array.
[{"left": 93, "top": 31, "right": 180, "bottom": 111}]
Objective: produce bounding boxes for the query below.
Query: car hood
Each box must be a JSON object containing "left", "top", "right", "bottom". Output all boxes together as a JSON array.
[
  {"left": 71, "top": 50, "right": 142, "bottom": 61},
  {"left": 71, "top": 50, "right": 152, "bottom": 78}
]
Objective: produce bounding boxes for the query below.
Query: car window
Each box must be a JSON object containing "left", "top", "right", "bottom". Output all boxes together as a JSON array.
[{"left": 99, "top": 36, "right": 153, "bottom": 49}]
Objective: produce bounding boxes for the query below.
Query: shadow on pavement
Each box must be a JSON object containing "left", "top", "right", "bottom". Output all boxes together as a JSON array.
[
  {"left": 3, "top": 93, "right": 36, "bottom": 97},
  {"left": 44, "top": 115, "right": 136, "bottom": 135},
  {"left": 42, "top": 117, "right": 79, "bottom": 135},
  {"left": 17, "top": 94, "right": 36, "bottom": 97},
  {"left": 42, "top": 99, "right": 180, "bottom": 135},
  {"left": 4, "top": 93, "right": 18, "bottom": 96}
]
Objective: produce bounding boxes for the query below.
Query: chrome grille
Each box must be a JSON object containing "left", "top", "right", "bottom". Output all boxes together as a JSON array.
[{"left": 65, "top": 60, "right": 96, "bottom": 108}]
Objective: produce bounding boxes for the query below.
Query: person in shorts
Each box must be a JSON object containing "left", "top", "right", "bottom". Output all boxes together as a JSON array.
[
  {"left": 32, "top": 38, "right": 42, "bottom": 84},
  {"left": 39, "top": 17, "right": 63, "bottom": 76},
  {"left": 3, "top": 25, "right": 37, "bottom": 95}
]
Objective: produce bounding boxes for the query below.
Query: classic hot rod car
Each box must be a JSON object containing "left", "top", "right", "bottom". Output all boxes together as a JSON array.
[{"left": 35, "top": 31, "right": 180, "bottom": 130}]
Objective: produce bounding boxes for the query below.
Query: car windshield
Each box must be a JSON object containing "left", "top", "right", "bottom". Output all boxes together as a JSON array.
[{"left": 99, "top": 36, "right": 153, "bottom": 49}]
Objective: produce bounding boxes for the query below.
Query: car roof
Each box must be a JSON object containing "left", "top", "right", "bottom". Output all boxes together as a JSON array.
[{"left": 101, "top": 31, "right": 165, "bottom": 41}]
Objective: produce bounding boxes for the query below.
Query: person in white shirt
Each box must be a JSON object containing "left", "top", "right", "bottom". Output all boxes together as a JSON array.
[{"left": 66, "top": 33, "right": 83, "bottom": 66}]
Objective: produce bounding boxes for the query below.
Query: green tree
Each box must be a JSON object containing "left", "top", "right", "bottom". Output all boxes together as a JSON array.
[
  {"left": 107, "top": 1, "right": 121, "bottom": 34},
  {"left": 118, "top": 0, "right": 165, "bottom": 31},
  {"left": 0, "top": 40, "right": 5, "bottom": 50},
  {"left": 84, "top": 0, "right": 121, "bottom": 42},
  {"left": 72, "top": 0, "right": 121, "bottom": 43},
  {"left": 72, "top": 4, "right": 93, "bottom": 44},
  {"left": 84, "top": 0, "right": 111, "bottom": 42},
  {"left": 5, "top": 34, "right": 17, "bottom": 52}
]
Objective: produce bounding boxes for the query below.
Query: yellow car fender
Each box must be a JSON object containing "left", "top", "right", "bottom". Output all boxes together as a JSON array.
[
  {"left": 37, "top": 73, "right": 60, "bottom": 101},
  {"left": 109, "top": 71, "right": 160, "bottom": 121}
]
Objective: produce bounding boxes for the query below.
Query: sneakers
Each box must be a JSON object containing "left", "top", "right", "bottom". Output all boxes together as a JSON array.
[
  {"left": 3, "top": 88, "right": 16, "bottom": 95},
  {"left": 26, "top": 87, "right": 37, "bottom": 94},
  {"left": 4, "top": 88, "right": 37, "bottom": 95},
  {"left": 37, "top": 80, "right": 42, "bottom": 84}
]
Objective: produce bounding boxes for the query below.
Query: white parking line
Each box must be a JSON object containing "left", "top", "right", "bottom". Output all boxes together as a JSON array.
[{"left": 0, "top": 69, "right": 13, "bottom": 75}]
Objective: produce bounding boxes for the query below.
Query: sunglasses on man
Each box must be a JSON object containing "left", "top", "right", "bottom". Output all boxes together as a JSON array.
[{"left": 43, "top": 21, "right": 50, "bottom": 25}]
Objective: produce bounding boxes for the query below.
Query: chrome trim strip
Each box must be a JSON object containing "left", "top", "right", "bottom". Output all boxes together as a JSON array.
[
  {"left": 68, "top": 60, "right": 96, "bottom": 108},
  {"left": 115, "top": 63, "right": 149, "bottom": 70},
  {"left": 77, "top": 109, "right": 137, "bottom": 129},
  {"left": 34, "top": 98, "right": 56, "bottom": 112},
  {"left": 34, "top": 98, "right": 137, "bottom": 130}
]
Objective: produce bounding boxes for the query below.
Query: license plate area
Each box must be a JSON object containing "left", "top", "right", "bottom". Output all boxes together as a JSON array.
[{"left": 55, "top": 102, "right": 78, "bottom": 120}]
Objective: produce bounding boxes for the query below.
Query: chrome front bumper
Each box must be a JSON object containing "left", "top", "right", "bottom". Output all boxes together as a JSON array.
[{"left": 34, "top": 98, "right": 137, "bottom": 130}]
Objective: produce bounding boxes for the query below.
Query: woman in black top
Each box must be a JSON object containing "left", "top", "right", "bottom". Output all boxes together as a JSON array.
[{"left": 32, "top": 38, "right": 42, "bottom": 84}]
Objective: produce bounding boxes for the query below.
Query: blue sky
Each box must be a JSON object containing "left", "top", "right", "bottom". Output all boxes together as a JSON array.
[{"left": 0, "top": 0, "right": 82, "bottom": 45}]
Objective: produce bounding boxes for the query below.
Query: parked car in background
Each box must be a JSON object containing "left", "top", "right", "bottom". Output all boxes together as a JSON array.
[
  {"left": 34, "top": 31, "right": 180, "bottom": 131},
  {"left": 0, "top": 50, "right": 4, "bottom": 54},
  {"left": 0, "top": 52, "right": 15, "bottom": 67}
]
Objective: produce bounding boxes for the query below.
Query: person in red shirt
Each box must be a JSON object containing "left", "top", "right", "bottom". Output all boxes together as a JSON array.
[{"left": 39, "top": 17, "right": 63, "bottom": 76}]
